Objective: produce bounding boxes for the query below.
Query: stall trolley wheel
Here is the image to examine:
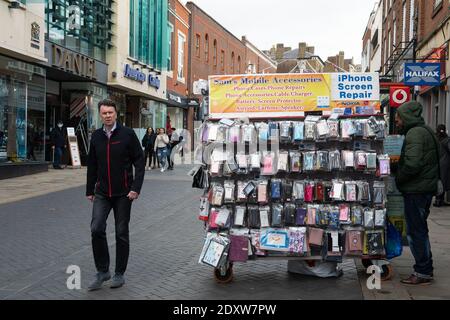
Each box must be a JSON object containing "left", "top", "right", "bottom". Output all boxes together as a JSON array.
[
  {"left": 362, "top": 259, "right": 394, "bottom": 281},
  {"left": 214, "top": 263, "right": 233, "bottom": 284}
]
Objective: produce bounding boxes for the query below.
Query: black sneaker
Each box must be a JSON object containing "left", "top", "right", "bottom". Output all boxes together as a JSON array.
[
  {"left": 88, "top": 271, "right": 111, "bottom": 291},
  {"left": 110, "top": 274, "right": 125, "bottom": 289}
]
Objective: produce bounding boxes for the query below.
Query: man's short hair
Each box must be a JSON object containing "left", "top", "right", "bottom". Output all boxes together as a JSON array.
[{"left": 98, "top": 99, "right": 117, "bottom": 111}]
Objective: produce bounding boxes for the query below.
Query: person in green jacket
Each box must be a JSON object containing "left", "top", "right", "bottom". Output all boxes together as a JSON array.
[{"left": 394, "top": 101, "right": 440, "bottom": 286}]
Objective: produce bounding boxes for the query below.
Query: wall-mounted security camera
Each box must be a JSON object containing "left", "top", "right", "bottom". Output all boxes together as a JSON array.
[
  {"left": 112, "top": 71, "right": 117, "bottom": 78},
  {"left": 8, "top": 0, "right": 21, "bottom": 9}
]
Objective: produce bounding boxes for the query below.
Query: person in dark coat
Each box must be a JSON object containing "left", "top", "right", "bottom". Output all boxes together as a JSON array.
[
  {"left": 50, "top": 120, "right": 66, "bottom": 169},
  {"left": 434, "top": 124, "right": 450, "bottom": 207},
  {"left": 141, "top": 127, "right": 157, "bottom": 170},
  {"left": 395, "top": 101, "right": 439, "bottom": 286}
]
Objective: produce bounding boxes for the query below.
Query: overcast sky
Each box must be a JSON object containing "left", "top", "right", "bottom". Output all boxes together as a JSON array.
[{"left": 182, "top": 0, "right": 378, "bottom": 64}]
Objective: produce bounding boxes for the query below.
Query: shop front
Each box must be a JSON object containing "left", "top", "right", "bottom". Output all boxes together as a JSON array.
[
  {"left": 0, "top": 55, "right": 47, "bottom": 178},
  {"left": 42, "top": 41, "right": 109, "bottom": 164},
  {"left": 167, "top": 90, "right": 188, "bottom": 131}
]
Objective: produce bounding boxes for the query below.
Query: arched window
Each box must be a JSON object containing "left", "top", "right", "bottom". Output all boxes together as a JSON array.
[
  {"left": 205, "top": 34, "right": 209, "bottom": 62},
  {"left": 213, "top": 39, "right": 217, "bottom": 67},
  {"left": 237, "top": 55, "right": 241, "bottom": 73}
]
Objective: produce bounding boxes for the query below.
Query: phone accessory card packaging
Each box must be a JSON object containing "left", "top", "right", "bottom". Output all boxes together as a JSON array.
[
  {"left": 260, "top": 228, "right": 290, "bottom": 252},
  {"left": 315, "top": 182, "right": 324, "bottom": 202},
  {"left": 257, "top": 122, "right": 269, "bottom": 143},
  {"left": 303, "top": 151, "right": 316, "bottom": 172},
  {"left": 373, "top": 181, "right": 386, "bottom": 205},
  {"left": 289, "top": 151, "right": 302, "bottom": 173},
  {"left": 374, "top": 208, "right": 386, "bottom": 227},
  {"left": 199, "top": 195, "right": 210, "bottom": 222},
  {"left": 215, "top": 207, "right": 231, "bottom": 229},
  {"left": 271, "top": 203, "right": 284, "bottom": 227},
  {"left": 242, "top": 123, "right": 256, "bottom": 144},
  {"left": 328, "top": 206, "right": 340, "bottom": 229},
  {"left": 339, "top": 203, "right": 351, "bottom": 224},
  {"left": 228, "top": 124, "right": 241, "bottom": 143},
  {"left": 329, "top": 150, "right": 342, "bottom": 171},
  {"left": 293, "top": 180, "right": 305, "bottom": 202},
  {"left": 295, "top": 206, "right": 307, "bottom": 226},
  {"left": 237, "top": 181, "right": 247, "bottom": 203},
  {"left": 304, "top": 181, "right": 315, "bottom": 203},
  {"left": 345, "top": 181, "right": 357, "bottom": 202},
  {"left": 233, "top": 205, "right": 247, "bottom": 227},
  {"left": 257, "top": 180, "right": 269, "bottom": 204},
  {"left": 211, "top": 183, "right": 225, "bottom": 206},
  {"left": 355, "top": 151, "right": 367, "bottom": 171},
  {"left": 259, "top": 205, "right": 271, "bottom": 228},
  {"left": 365, "top": 230, "right": 385, "bottom": 256},
  {"left": 316, "top": 150, "right": 330, "bottom": 171},
  {"left": 224, "top": 180, "right": 236, "bottom": 204},
  {"left": 366, "top": 152, "right": 377, "bottom": 171},
  {"left": 304, "top": 121, "right": 317, "bottom": 141},
  {"left": 340, "top": 119, "right": 355, "bottom": 140},
  {"left": 277, "top": 151, "right": 289, "bottom": 173},
  {"left": 247, "top": 205, "right": 261, "bottom": 229},
  {"left": 261, "top": 152, "right": 275, "bottom": 176},
  {"left": 306, "top": 204, "right": 318, "bottom": 226},
  {"left": 268, "top": 121, "right": 279, "bottom": 142},
  {"left": 342, "top": 150, "right": 355, "bottom": 170},
  {"left": 331, "top": 180, "right": 345, "bottom": 201},
  {"left": 345, "top": 229, "right": 363, "bottom": 256},
  {"left": 208, "top": 124, "right": 219, "bottom": 142},
  {"left": 280, "top": 121, "right": 292, "bottom": 143},
  {"left": 236, "top": 152, "right": 248, "bottom": 173},
  {"left": 250, "top": 152, "right": 261, "bottom": 172},
  {"left": 327, "top": 119, "right": 340, "bottom": 140},
  {"left": 288, "top": 227, "right": 307, "bottom": 254},
  {"left": 284, "top": 203, "right": 296, "bottom": 226},
  {"left": 316, "top": 119, "right": 330, "bottom": 140},
  {"left": 377, "top": 154, "right": 391, "bottom": 177},
  {"left": 353, "top": 119, "right": 365, "bottom": 137},
  {"left": 292, "top": 121, "right": 305, "bottom": 142},
  {"left": 351, "top": 205, "right": 364, "bottom": 225},
  {"left": 363, "top": 207, "right": 375, "bottom": 228},
  {"left": 199, "top": 233, "right": 230, "bottom": 268},
  {"left": 282, "top": 180, "right": 293, "bottom": 201},
  {"left": 271, "top": 179, "right": 282, "bottom": 201},
  {"left": 250, "top": 230, "right": 266, "bottom": 256}
]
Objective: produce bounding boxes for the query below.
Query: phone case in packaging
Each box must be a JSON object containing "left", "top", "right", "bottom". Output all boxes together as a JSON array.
[
  {"left": 326, "top": 230, "right": 344, "bottom": 257},
  {"left": 339, "top": 203, "right": 351, "bottom": 224},
  {"left": 354, "top": 119, "right": 365, "bottom": 137},
  {"left": 345, "top": 181, "right": 357, "bottom": 202},
  {"left": 284, "top": 203, "right": 296, "bottom": 226},
  {"left": 215, "top": 207, "right": 231, "bottom": 228},
  {"left": 289, "top": 151, "right": 302, "bottom": 173},
  {"left": 208, "top": 124, "right": 219, "bottom": 141},
  {"left": 292, "top": 122, "right": 304, "bottom": 142},
  {"left": 317, "top": 119, "right": 329, "bottom": 139},
  {"left": 374, "top": 209, "right": 386, "bottom": 227},
  {"left": 228, "top": 124, "right": 241, "bottom": 143},
  {"left": 376, "top": 121, "right": 386, "bottom": 140},
  {"left": 224, "top": 180, "right": 236, "bottom": 203},
  {"left": 280, "top": 121, "right": 292, "bottom": 142},
  {"left": 342, "top": 150, "right": 355, "bottom": 169},
  {"left": 306, "top": 205, "right": 318, "bottom": 226},
  {"left": 211, "top": 183, "right": 225, "bottom": 206},
  {"left": 247, "top": 205, "right": 260, "bottom": 229},
  {"left": 366, "top": 153, "right": 377, "bottom": 170},
  {"left": 314, "top": 182, "right": 324, "bottom": 202},
  {"left": 363, "top": 208, "right": 375, "bottom": 228},
  {"left": 316, "top": 150, "right": 329, "bottom": 171},
  {"left": 373, "top": 181, "right": 386, "bottom": 205},
  {"left": 377, "top": 155, "right": 391, "bottom": 177},
  {"left": 317, "top": 205, "right": 330, "bottom": 226},
  {"left": 234, "top": 206, "right": 247, "bottom": 227},
  {"left": 237, "top": 181, "right": 247, "bottom": 203},
  {"left": 365, "top": 230, "right": 384, "bottom": 256},
  {"left": 208, "top": 207, "right": 220, "bottom": 229},
  {"left": 304, "top": 121, "right": 317, "bottom": 140},
  {"left": 331, "top": 180, "right": 344, "bottom": 201},
  {"left": 216, "top": 125, "right": 228, "bottom": 143},
  {"left": 257, "top": 123, "right": 269, "bottom": 142},
  {"left": 293, "top": 181, "right": 305, "bottom": 201},
  {"left": 268, "top": 122, "right": 279, "bottom": 141},
  {"left": 329, "top": 206, "right": 340, "bottom": 229},
  {"left": 288, "top": 227, "right": 307, "bottom": 254},
  {"left": 324, "top": 182, "right": 333, "bottom": 202},
  {"left": 329, "top": 150, "right": 341, "bottom": 171},
  {"left": 303, "top": 151, "right": 315, "bottom": 172},
  {"left": 250, "top": 153, "right": 261, "bottom": 172},
  {"left": 304, "top": 182, "right": 315, "bottom": 203},
  {"left": 201, "top": 123, "right": 209, "bottom": 143},
  {"left": 236, "top": 153, "right": 248, "bottom": 170},
  {"left": 355, "top": 151, "right": 367, "bottom": 170},
  {"left": 295, "top": 206, "right": 307, "bottom": 225},
  {"left": 277, "top": 151, "right": 289, "bottom": 172},
  {"left": 243, "top": 181, "right": 256, "bottom": 197},
  {"left": 346, "top": 230, "right": 363, "bottom": 255},
  {"left": 242, "top": 124, "right": 256, "bottom": 144},
  {"left": 357, "top": 181, "right": 371, "bottom": 202},
  {"left": 262, "top": 152, "right": 274, "bottom": 175},
  {"left": 260, "top": 206, "right": 271, "bottom": 228},
  {"left": 257, "top": 180, "right": 269, "bottom": 204},
  {"left": 351, "top": 205, "right": 363, "bottom": 225},
  {"left": 327, "top": 119, "right": 340, "bottom": 139},
  {"left": 271, "top": 179, "right": 282, "bottom": 200},
  {"left": 341, "top": 120, "right": 355, "bottom": 139},
  {"left": 282, "top": 180, "right": 293, "bottom": 201},
  {"left": 271, "top": 203, "right": 284, "bottom": 227}
]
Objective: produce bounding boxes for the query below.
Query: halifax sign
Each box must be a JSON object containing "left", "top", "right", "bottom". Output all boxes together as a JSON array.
[{"left": 404, "top": 63, "right": 441, "bottom": 86}]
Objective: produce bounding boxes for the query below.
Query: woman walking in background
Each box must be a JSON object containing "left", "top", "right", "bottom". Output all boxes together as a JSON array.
[
  {"left": 141, "top": 127, "right": 157, "bottom": 170},
  {"left": 154, "top": 128, "right": 170, "bottom": 172}
]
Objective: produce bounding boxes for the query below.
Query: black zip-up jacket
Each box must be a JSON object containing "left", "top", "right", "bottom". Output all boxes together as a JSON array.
[{"left": 86, "top": 122, "right": 145, "bottom": 197}]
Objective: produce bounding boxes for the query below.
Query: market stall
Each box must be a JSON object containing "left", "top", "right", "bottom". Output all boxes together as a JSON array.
[{"left": 193, "top": 72, "right": 397, "bottom": 283}]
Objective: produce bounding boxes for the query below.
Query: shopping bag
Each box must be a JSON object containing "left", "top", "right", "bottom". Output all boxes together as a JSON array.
[
  {"left": 192, "top": 166, "right": 209, "bottom": 189},
  {"left": 385, "top": 220, "right": 403, "bottom": 259}
]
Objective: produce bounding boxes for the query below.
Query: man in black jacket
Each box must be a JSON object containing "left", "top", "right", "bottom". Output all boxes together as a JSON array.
[
  {"left": 86, "top": 99, "right": 144, "bottom": 291},
  {"left": 50, "top": 120, "right": 66, "bottom": 169}
]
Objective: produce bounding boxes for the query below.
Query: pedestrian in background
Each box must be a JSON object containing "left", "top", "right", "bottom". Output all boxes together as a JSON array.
[
  {"left": 50, "top": 120, "right": 66, "bottom": 169},
  {"left": 86, "top": 99, "right": 145, "bottom": 291},
  {"left": 141, "top": 127, "right": 157, "bottom": 170},
  {"left": 434, "top": 124, "right": 450, "bottom": 207},
  {"left": 154, "top": 128, "right": 170, "bottom": 172},
  {"left": 394, "top": 101, "right": 439, "bottom": 286}
]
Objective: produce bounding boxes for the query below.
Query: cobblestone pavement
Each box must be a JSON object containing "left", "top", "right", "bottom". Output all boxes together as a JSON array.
[{"left": 0, "top": 165, "right": 363, "bottom": 300}]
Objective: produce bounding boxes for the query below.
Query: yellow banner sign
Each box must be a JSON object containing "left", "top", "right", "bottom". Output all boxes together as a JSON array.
[{"left": 209, "top": 73, "right": 379, "bottom": 118}]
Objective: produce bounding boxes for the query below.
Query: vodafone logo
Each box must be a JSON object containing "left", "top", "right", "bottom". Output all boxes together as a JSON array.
[{"left": 390, "top": 86, "right": 411, "bottom": 107}]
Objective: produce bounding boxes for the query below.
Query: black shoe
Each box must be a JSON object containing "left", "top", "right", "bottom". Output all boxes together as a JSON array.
[
  {"left": 110, "top": 274, "right": 125, "bottom": 289},
  {"left": 88, "top": 272, "right": 111, "bottom": 291}
]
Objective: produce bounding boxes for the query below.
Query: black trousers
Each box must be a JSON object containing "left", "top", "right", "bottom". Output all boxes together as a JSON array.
[
  {"left": 91, "top": 194, "right": 132, "bottom": 275},
  {"left": 144, "top": 148, "right": 157, "bottom": 167}
]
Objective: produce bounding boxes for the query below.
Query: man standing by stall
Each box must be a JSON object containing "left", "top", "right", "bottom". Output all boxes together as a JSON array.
[
  {"left": 86, "top": 99, "right": 145, "bottom": 291},
  {"left": 394, "top": 101, "right": 439, "bottom": 286}
]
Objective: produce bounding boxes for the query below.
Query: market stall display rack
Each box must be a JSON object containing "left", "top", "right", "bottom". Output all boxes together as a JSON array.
[{"left": 194, "top": 113, "right": 394, "bottom": 283}]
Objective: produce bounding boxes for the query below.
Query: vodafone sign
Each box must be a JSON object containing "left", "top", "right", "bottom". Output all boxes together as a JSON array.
[{"left": 390, "top": 86, "right": 411, "bottom": 107}]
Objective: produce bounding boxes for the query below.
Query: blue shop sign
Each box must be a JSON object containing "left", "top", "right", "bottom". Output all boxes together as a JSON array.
[
  {"left": 404, "top": 63, "right": 441, "bottom": 86},
  {"left": 124, "top": 64, "right": 146, "bottom": 83},
  {"left": 148, "top": 74, "right": 160, "bottom": 89}
]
